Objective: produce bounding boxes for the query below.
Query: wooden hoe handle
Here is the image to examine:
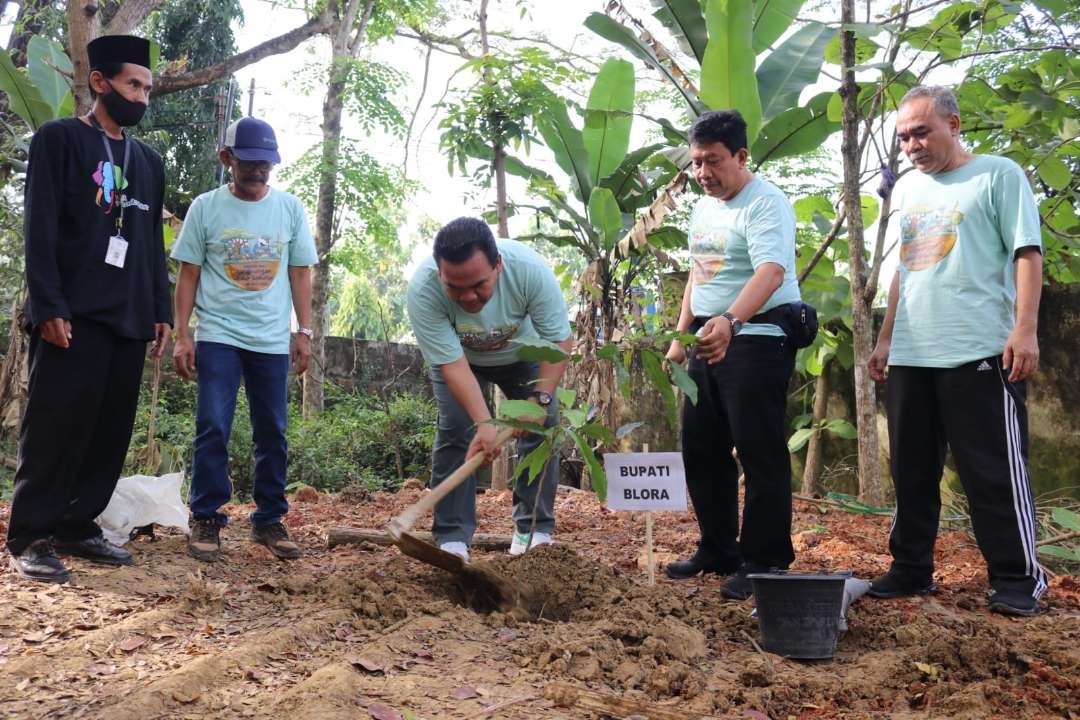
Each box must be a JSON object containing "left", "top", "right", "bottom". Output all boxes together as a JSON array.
[{"left": 387, "top": 427, "right": 515, "bottom": 539}]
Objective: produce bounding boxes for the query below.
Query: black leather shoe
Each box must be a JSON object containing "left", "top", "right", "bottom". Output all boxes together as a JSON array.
[
  {"left": 720, "top": 563, "right": 775, "bottom": 600},
  {"left": 54, "top": 535, "right": 133, "bottom": 566},
  {"left": 9, "top": 540, "right": 69, "bottom": 584},
  {"left": 867, "top": 569, "right": 935, "bottom": 598},
  {"left": 664, "top": 554, "right": 739, "bottom": 580}
]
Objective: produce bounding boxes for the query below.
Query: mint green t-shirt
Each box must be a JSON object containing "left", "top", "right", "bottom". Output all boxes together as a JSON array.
[
  {"left": 407, "top": 239, "right": 571, "bottom": 367},
  {"left": 688, "top": 176, "right": 801, "bottom": 336},
  {"left": 171, "top": 186, "right": 317, "bottom": 355},
  {"left": 888, "top": 155, "right": 1042, "bottom": 368}
]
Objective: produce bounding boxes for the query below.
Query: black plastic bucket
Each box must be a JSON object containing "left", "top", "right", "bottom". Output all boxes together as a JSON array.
[{"left": 748, "top": 573, "right": 847, "bottom": 659}]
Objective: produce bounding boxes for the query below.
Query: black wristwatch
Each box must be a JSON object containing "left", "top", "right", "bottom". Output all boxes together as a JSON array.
[
  {"left": 530, "top": 391, "right": 553, "bottom": 407},
  {"left": 721, "top": 312, "right": 743, "bottom": 336}
]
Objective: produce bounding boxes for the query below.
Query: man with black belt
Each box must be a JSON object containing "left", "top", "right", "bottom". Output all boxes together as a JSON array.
[
  {"left": 7, "top": 35, "right": 171, "bottom": 583},
  {"left": 664, "top": 110, "right": 801, "bottom": 600},
  {"left": 868, "top": 85, "right": 1047, "bottom": 616}
]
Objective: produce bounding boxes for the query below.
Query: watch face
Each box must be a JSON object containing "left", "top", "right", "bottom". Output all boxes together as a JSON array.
[{"left": 535, "top": 391, "right": 552, "bottom": 406}]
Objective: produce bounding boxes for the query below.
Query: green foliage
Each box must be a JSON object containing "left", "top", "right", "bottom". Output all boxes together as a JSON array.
[
  {"left": 26, "top": 36, "right": 72, "bottom": 118},
  {"left": 0, "top": 48, "right": 53, "bottom": 131},
  {"left": 288, "top": 389, "right": 436, "bottom": 494},
  {"left": 756, "top": 22, "right": 836, "bottom": 122},
  {"left": 752, "top": 0, "right": 805, "bottom": 54},
  {"left": 438, "top": 48, "right": 572, "bottom": 180},
  {"left": 125, "top": 375, "right": 436, "bottom": 498},
  {"left": 281, "top": 138, "right": 414, "bottom": 253},
  {"left": 144, "top": 0, "right": 244, "bottom": 212},
  {"left": 583, "top": 59, "right": 635, "bottom": 185},
  {"left": 651, "top": 0, "right": 709, "bottom": 63},
  {"left": 700, "top": 0, "right": 761, "bottom": 145}
]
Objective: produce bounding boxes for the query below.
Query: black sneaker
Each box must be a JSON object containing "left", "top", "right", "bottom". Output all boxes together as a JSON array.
[
  {"left": 664, "top": 553, "right": 739, "bottom": 580},
  {"left": 251, "top": 522, "right": 300, "bottom": 560},
  {"left": 188, "top": 518, "right": 222, "bottom": 562},
  {"left": 868, "top": 569, "right": 936, "bottom": 598},
  {"left": 9, "top": 539, "right": 69, "bottom": 584},
  {"left": 988, "top": 589, "right": 1040, "bottom": 617},
  {"left": 54, "top": 535, "right": 133, "bottom": 566}
]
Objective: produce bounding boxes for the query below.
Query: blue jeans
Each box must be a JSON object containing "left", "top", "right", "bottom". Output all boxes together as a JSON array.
[
  {"left": 190, "top": 341, "right": 290, "bottom": 528},
  {"left": 430, "top": 361, "right": 559, "bottom": 545}
]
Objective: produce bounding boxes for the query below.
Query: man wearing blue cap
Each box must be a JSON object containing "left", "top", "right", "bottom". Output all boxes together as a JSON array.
[
  {"left": 171, "top": 117, "right": 317, "bottom": 562},
  {"left": 7, "top": 34, "right": 171, "bottom": 584}
]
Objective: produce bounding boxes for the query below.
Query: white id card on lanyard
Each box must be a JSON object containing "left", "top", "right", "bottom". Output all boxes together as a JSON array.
[{"left": 106, "top": 235, "right": 128, "bottom": 268}]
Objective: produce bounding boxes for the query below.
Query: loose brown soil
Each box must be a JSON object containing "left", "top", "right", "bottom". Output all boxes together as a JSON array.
[{"left": 1, "top": 486, "right": 1077, "bottom": 719}]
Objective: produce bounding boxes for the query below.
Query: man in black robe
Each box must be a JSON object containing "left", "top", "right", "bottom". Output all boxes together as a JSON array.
[{"left": 6, "top": 35, "right": 172, "bottom": 583}]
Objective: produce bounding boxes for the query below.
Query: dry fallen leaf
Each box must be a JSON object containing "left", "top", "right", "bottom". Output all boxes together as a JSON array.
[
  {"left": 22, "top": 631, "right": 50, "bottom": 644},
  {"left": 451, "top": 686, "right": 479, "bottom": 700},
  {"left": 172, "top": 687, "right": 202, "bottom": 703},
  {"left": 119, "top": 636, "right": 148, "bottom": 652},
  {"left": 14, "top": 678, "right": 30, "bottom": 692},
  {"left": 85, "top": 663, "right": 117, "bottom": 676},
  {"left": 348, "top": 656, "right": 386, "bottom": 674},
  {"left": 368, "top": 704, "right": 403, "bottom": 720},
  {"left": 496, "top": 628, "right": 517, "bottom": 641}
]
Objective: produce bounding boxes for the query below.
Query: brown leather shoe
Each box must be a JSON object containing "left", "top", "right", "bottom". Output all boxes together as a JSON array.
[
  {"left": 251, "top": 522, "right": 300, "bottom": 560},
  {"left": 188, "top": 518, "right": 221, "bottom": 562}
]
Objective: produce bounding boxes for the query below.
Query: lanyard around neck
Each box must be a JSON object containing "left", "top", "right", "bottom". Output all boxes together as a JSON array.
[{"left": 87, "top": 113, "right": 131, "bottom": 235}]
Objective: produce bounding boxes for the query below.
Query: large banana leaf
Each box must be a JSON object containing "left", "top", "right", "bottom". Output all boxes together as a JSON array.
[
  {"left": 0, "top": 49, "right": 53, "bottom": 131},
  {"left": 752, "top": 0, "right": 805, "bottom": 54},
  {"left": 585, "top": 12, "right": 705, "bottom": 117},
  {"left": 650, "top": 0, "right": 708, "bottom": 63},
  {"left": 751, "top": 91, "right": 839, "bottom": 166},
  {"left": 700, "top": 0, "right": 761, "bottom": 144},
  {"left": 600, "top": 142, "right": 667, "bottom": 207},
  {"left": 756, "top": 22, "right": 837, "bottom": 122},
  {"left": 535, "top": 97, "right": 593, "bottom": 205},
  {"left": 583, "top": 58, "right": 635, "bottom": 186},
  {"left": 27, "top": 36, "right": 73, "bottom": 118},
  {"left": 588, "top": 186, "right": 625, "bottom": 249}
]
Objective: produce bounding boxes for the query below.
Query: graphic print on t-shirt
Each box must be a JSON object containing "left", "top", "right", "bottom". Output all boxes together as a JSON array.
[
  {"left": 690, "top": 227, "right": 728, "bottom": 284},
  {"left": 455, "top": 321, "right": 520, "bottom": 353},
  {"left": 219, "top": 230, "right": 283, "bottom": 291},
  {"left": 900, "top": 204, "right": 964, "bottom": 271},
  {"left": 92, "top": 160, "right": 127, "bottom": 212}
]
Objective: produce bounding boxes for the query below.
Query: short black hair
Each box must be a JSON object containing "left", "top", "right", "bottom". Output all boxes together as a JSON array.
[
  {"left": 89, "top": 62, "right": 125, "bottom": 99},
  {"left": 689, "top": 110, "right": 748, "bottom": 156},
  {"left": 433, "top": 217, "right": 499, "bottom": 267}
]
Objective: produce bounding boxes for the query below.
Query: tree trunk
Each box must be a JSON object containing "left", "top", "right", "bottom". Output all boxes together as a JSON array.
[
  {"left": 840, "top": 0, "right": 883, "bottom": 506},
  {"left": 303, "top": 0, "right": 376, "bottom": 417},
  {"left": 66, "top": 0, "right": 101, "bottom": 115},
  {"left": 303, "top": 66, "right": 345, "bottom": 416},
  {"left": 8, "top": 0, "right": 49, "bottom": 65},
  {"left": 801, "top": 366, "right": 830, "bottom": 496}
]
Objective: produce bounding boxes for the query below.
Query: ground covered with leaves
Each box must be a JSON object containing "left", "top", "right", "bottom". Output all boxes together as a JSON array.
[{"left": 1, "top": 485, "right": 1078, "bottom": 719}]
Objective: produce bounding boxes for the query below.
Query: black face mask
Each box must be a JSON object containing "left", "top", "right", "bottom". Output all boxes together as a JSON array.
[{"left": 100, "top": 81, "right": 147, "bottom": 127}]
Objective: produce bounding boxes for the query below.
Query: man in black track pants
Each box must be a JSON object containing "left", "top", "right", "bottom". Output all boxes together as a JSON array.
[{"left": 868, "top": 85, "right": 1047, "bottom": 616}]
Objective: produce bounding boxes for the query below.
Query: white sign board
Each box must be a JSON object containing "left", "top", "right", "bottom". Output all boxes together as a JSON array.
[{"left": 604, "top": 452, "right": 688, "bottom": 512}]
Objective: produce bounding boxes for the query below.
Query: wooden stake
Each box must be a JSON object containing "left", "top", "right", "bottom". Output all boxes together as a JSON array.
[{"left": 643, "top": 443, "right": 654, "bottom": 586}]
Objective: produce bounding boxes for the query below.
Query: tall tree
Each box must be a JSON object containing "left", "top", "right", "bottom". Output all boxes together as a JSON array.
[
  {"left": 839, "top": 0, "right": 882, "bottom": 505},
  {"left": 143, "top": 0, "right": 244, "bottom": 212}
]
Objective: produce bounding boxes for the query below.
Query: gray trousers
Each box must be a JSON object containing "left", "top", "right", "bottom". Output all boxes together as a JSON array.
[{"left": 430, "top": 361, "right": 559, "bottom": 545}]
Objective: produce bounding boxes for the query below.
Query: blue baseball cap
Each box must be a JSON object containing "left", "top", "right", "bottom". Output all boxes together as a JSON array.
[{"left": 223, "top": 117, "right": 281, "bottom": 163}]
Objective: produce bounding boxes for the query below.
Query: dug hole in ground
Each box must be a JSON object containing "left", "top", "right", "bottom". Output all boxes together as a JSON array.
[{"left": 1, "top": 485, "right": 1078, "bottom": 719}]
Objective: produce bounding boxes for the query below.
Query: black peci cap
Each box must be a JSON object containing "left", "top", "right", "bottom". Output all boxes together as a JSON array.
[{"left": 87, "top": 35, "right": 152, "bottom": 70}]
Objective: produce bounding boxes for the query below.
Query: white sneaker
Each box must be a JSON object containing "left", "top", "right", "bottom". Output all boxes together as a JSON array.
[
  {"left": 439, "top": 541, "right": 469, "bottom": 563},
  {"left": 509, "top": 531, "right": 553, "bottom": 556}
]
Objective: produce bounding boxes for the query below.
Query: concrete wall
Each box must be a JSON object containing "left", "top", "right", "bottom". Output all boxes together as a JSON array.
[{"left": 323, "top": 336, "right": 430, "bottom": 397}]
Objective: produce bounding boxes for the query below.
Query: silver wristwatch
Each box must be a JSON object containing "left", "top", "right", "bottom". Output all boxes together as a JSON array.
[{"left": 296, "top": 327, "right": 313, "bottom": 338}]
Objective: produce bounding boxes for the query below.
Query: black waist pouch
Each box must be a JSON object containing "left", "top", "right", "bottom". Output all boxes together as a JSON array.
[{"left": 751, "top": 302, "right": 819, "bottom": 349}]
